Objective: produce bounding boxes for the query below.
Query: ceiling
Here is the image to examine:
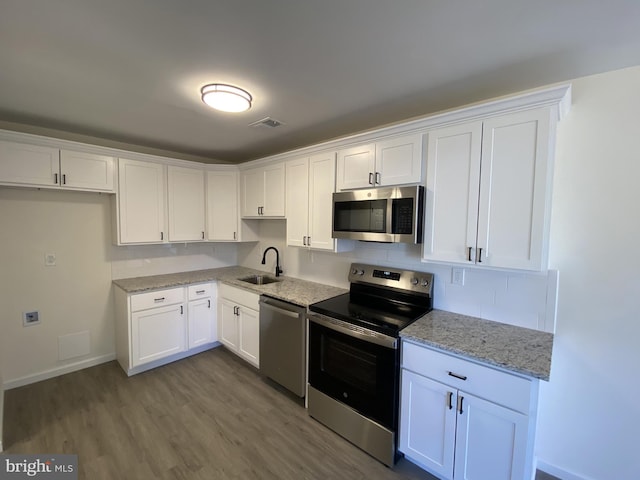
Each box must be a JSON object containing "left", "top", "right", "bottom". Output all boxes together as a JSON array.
[{"left": 2, "top": 0, "right": 640, "bottom": 164}]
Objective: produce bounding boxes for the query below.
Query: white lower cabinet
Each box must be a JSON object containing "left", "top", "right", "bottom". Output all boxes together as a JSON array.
[
  {"left": 399, "top": 341, "right": 538, "bottom": 480},
  {"left": 115, "top": 283, "right": 218, "bottom": 375},
  {"left": 217, "top": 284, "right": 260, "bottom": 368}
]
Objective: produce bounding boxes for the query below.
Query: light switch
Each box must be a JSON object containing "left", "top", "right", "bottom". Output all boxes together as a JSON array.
[{"left": 45, "top": 253, "right": 56, "bottom": 266}]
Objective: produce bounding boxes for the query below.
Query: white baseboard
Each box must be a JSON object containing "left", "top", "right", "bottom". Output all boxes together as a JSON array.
[
  {"left": 2, "top": 353, "right": 117, "bottom": 390},
  {"left": 537, "top": 460, "right": 593, "bottom": 480}
]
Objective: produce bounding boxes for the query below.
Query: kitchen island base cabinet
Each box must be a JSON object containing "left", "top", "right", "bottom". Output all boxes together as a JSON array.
[
  {"left": 399, "top": 340, "right": 539, "bottom": 480},
  {"left": 115, "top": 283, "right": 219, "bottom": 376},
  {"left": 217, "top": 284, "right": 260, "bottom": 368}
]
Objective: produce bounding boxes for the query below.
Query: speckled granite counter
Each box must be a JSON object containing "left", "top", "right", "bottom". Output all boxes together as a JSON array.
[
  {"left": 401, "top": 310, "right": 553, "bottom": 380},
  {"left": 112, "top": 266, "right": 347, "bottom": 308}
]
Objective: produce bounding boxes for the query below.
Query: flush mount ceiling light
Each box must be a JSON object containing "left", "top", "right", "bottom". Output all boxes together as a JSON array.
[{"left": 201, "top": 84, "right": 252, "bottom": 112}]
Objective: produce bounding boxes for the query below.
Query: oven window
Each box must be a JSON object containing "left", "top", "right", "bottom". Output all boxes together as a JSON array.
[
  {"left": 321, "top": 335, "right": 377, "bottom": 393},
  {"left": 333, "top": 199, "right": 387, "bottom": 232}
]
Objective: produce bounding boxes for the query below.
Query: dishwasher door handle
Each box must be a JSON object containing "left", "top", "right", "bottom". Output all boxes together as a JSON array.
[{"left": 260, "top": 300, "right": 302, "bottom": 319}]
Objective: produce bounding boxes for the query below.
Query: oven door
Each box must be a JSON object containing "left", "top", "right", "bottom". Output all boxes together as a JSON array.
[{"left": 308, "top": 314, "right": 399, "bottom": 430}]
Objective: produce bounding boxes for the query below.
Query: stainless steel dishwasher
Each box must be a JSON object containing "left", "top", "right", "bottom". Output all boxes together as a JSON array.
[{"left": 259, "top": 295, "right": 307, "bottom": 397}]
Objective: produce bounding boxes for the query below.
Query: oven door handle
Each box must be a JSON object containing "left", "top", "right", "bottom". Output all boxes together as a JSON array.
[{"left": 308, "top": 314, "right": 398, "bottom": 349}]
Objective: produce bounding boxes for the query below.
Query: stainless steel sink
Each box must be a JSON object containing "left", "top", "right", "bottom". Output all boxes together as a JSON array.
[{"left": 238, "top": 275, "right": 281, "bottom": 285}]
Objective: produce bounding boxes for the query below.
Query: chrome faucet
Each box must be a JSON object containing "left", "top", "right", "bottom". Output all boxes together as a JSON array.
[{"left": 261, "top": 246, "right": 283, "bottom": 277}]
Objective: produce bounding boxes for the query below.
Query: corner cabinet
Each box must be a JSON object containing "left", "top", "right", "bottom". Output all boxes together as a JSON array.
[
  {"left": 116, "top": 158, "right": 167, "bottom": 244},
  {"left": 114, "top": 282, "right": 218, "bottom": 376},
  {"left": 422, "top": 107, "right": 555, "bottom": 271},
  {"left": 217, "top": 284, "right": 260, "bottom": 368},
  {"left": 241, "top": 162, "right": 285, "bottom": 218},
  {"left": 286, "top": 152, "right": 346, "bottom": 251},
  {"left": 336, "top": 133, "right": 423, "bottom": 190},
  {"left": 399, "top": 340, "right": 539, "bottom": 480}
]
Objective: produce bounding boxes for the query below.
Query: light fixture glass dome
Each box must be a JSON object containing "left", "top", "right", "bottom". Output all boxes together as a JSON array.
[{"left": 201, "top": 84, "right": 252, "bottom": 112}]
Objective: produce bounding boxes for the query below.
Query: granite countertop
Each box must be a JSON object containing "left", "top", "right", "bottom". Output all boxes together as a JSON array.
[
  {"left": 112, "top": 266, "right": 347, "bottom": 308},
  {"left": 401, "top": 309, "right": 553, "bottom": 381}
]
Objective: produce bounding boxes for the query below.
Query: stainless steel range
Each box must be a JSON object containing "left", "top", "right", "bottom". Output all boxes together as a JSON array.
[{"left": 307, "top": 263, "right": 434, "bottom": 467}]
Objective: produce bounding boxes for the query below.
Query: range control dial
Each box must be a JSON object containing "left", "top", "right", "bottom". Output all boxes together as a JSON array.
[
  {"left": 410, "top": 277, "right": 419, "bottom": 286},
  {"left": 351, "top": 268, "right": 365, "bottom": 276}
]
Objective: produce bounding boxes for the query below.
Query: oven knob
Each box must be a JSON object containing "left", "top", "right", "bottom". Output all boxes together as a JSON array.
[
  {"left": 351, "top": 268, "right": 358, "bottom": 275},
  {"left": 410, "top": 277, "right": 419, "bottom": 285},
  {"left": 356, "top": 269, "right": 364, "bottom": 276},
  {"left": 421, "top": 279, "right": 430, "bottom": 287}
]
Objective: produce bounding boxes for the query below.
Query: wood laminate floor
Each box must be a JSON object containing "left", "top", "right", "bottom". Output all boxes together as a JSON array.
[{"left": 3, "top": 347, "right": 556, "bottom": 480}]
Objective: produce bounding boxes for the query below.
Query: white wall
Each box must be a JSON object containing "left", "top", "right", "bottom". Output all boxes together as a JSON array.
[
  {"left": 535, "top": 66, "right": 640, "bottom": 480},
  {"left": 0, "top": 188, "right": 115, "bottom": 387}
]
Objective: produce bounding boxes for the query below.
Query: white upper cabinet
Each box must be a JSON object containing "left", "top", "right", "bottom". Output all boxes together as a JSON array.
[
  {"left": 0, "top": 141, "right": 114, "bottom": 192},
  {"left": 285, "top": 151, "right": 338, "bottom": 251},
  {"left": 336, "top": 133, "right": 423, "bottom": 190},
  {"left": 241, "top": 162, "right": 285, "bottom": 217},
  {"left": 117, "top": 158, "right": 166, "bottom": 244},
  {"left": 167, "top": 165, "right": 205, "bottom": 242},
  {"left": 206, "top": 170, "right": 239, "bottom": 241},
  {"left": 59, "top": 150, "right": 115, "bottom": 192},
  {"left": 423, "top": 107, "right": 555, "bottom": 271}
]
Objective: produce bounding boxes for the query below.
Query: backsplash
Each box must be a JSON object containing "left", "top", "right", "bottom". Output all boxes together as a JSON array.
[
  {"left": 238, "top": 220, "right": 558, "bottom": 333},
  {"left": 111, "top": 242, "right": 238, "bottom": 280}
]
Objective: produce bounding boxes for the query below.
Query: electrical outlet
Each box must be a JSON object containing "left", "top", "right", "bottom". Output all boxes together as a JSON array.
[
  {"left": 45, "top": 253, "right": 56, "bottom": 266},
  {"left": 23, "top": 311, "right": 40, "bottom": 326},
  {"left": 452, "top": 268, "right": 465, "bottom": 286}
]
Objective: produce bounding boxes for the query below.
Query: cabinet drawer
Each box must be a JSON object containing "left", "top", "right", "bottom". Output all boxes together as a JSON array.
[
  {"left": 219, "top": 283, "right": 259, "bottom": 310},
  {"left": 402, "top": 340, "right": 533, "bottom": 413},
  {"left": 188, "top": 283, "right": 215, "bottom": 301},
  {"left": 130, "top": 287, "right": 185, "bottom": 312}
]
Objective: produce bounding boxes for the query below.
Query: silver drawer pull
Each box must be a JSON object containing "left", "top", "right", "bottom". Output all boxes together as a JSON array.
[
  {"left": 196, "top": 290, "right": 206, "bottom": 294},
  {"left": 448, "top": 371, "right": 467, "bottom": 381},
  {"left": 154, "top": 297, "right": 165, "bottom": 302}
]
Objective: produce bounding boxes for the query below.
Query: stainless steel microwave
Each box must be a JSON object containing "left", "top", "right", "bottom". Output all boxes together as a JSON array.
[{"left": 332, "top": 185, "right": 424, "bottom": 243}]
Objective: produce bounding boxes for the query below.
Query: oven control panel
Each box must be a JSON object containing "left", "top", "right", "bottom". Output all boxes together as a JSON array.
[{"left": 348, "top": 262, "right": 434, "bottom": 296}]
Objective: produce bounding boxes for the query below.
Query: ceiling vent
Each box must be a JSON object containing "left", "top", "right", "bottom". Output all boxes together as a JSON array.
[{"left": 249, "top": 117, "right": 285, "bottom": 128}]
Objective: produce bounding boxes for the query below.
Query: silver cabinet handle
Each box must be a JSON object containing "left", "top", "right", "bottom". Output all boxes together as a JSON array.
[
  {"left": 477, "top": 247, "right": 483, "bottom": 263},
  {"left": 62, "top": 173, "right": 66, "bottom": 185},
  {"left": 375, "top": 172, "right": 381, "bottom": 184},
  {"left": 457, "top": 395, "right": 464, "bottom": 414},
  {"left": 196, "top": 290, "right": 205, "bottom": 294},
  {"left": 202, "top": 231, "right": 205, "bottom": 240},
  {"left": 448, "top": 371, "right": 467, "bottom": 381},
  {"left": 368, "top": 172, "right": 374, "bottom": 185},
  {"left": 154, "top": 297, "right": 165, "bottom": 303},
  {"left": 233, "top": 231, "right": 237, "bottom": 240},
  {"left": 303, "top": 236, "right": 307, "bottom": 246},
  {"left": 207, "top": 299, "right": 211, "bottom": 308},
  {"left": 447, "top": 391, "right": 453, "bottom": 410},
  {"left": 307, "top": 236, "right": 311, "bottom": 245},
  {"left": 467, "top": 247, "right": 472, "bottom": 262},
  {"left": 160, "top": 232, "right": 164, "bottom": 241},
  {"left": 54, "top": 173, "right": 59, "bottom": 184},
  {"left": 180, "top": 305, "right": 183, "bottom": 314}
]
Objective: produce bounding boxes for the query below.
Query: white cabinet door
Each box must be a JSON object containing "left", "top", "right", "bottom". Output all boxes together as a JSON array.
[
  {"left": 188, "top": 297, "right": 216, "bottom": 348},
  {"left": 454, "top": 392, "right": 529, "bottom": 480},
  {"left": 59, "top": 150, "right": 115, "bottom": 192},
  {"left": 375, "top": 133, "right": 423, "bottom": 187},
  {"left": 117, "top": 158, "right": 166, "bottom": 244},
  {"left": 423, "top": 122, "right": 483, "bottom": 264},
  {"left": 477, "top": 109, "right": 552, "bottom": 270},
  {"left": 131, "top": 303, "right": 186, "bottom": 367},
  {"left": 206, "top": 170, "right": 239, "bottom": 241},
  {"left": 285, "top": 157, "right": 310, "bottom": 247},
  {"left": 336, "top": 143, "right": 375, "bottom": 190},
  {"left": 241, "top": 167, "right": 264, "bottom": 217},
  {"left": 167, "top": 165, "right": 205, "bottom": 242},
  {"left": 308, "top": 152, "right": 336, "bottom": 250},
  {"left": 400, "top": 370, "right": 456, "bottom": 479},
  {"left": 218, "top": 298, "right": 239, "bottom": 352},
  {"left": 262, "top": 162, "right": 285, "bottom": 216},
  {"left": 0, "top": 140, "right": 59, "bottom": 187},
  {"left": 238, "top": 306, "right": 259, "bottom": 368}
]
